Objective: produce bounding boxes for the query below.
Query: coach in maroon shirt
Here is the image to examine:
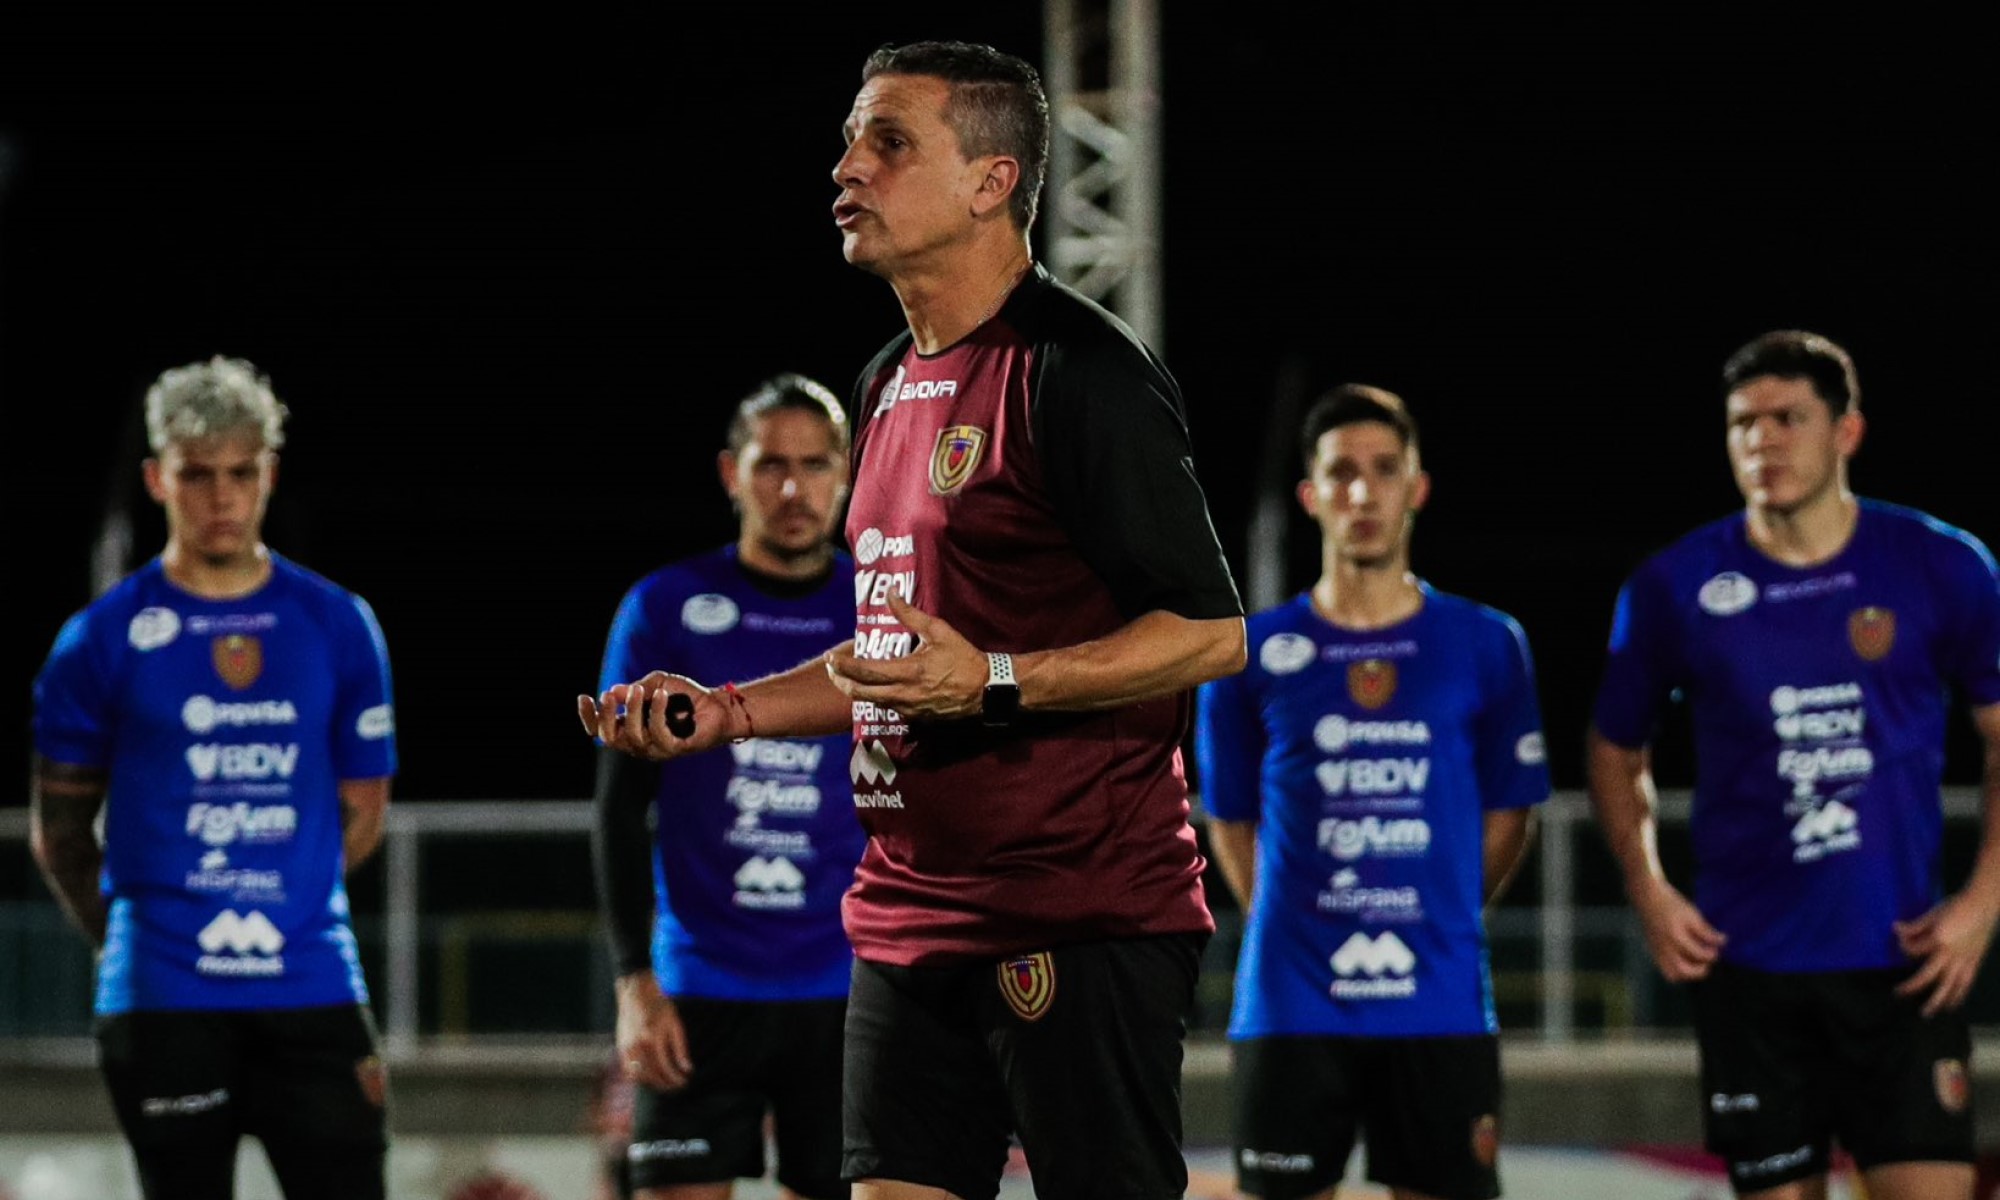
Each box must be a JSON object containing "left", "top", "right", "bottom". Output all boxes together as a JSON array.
[{"left": 583, "top": 39, "right": 1244, "bottom": 1200}]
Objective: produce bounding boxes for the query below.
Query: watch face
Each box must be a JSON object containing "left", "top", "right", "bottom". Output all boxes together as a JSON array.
[{"left": 982, "top": 684, "right": 1021, "bottom": 725}]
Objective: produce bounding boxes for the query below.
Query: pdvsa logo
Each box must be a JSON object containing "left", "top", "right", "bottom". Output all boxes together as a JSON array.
[
  {"left": 1329, "top": 931, "right": 1418, "bottom": 999},
  {"left": 182, "top": 697, "right": 299, "bottom": 734},
  {"left": 186, "top": 744, "right": 300, "bottom": 782},
  {"left": 1314, "top": 715, "right": 1430, "bottom": 754},
  {"left": 196, "top": 909, "right": 286, "bottom": 977},
  {"left": 129, "top": 607, "right": 181, "bottom": 651},
  {"left": 853, "top": 528, "right": 915, "bottom": 566},
  {"left": 681, "top": 594, "right": 740, "bottom": 635}
]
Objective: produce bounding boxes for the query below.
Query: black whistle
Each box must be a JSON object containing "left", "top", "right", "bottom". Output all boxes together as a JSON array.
[{"left": 663, "top": 692, "right": 697, "bottom": 738}]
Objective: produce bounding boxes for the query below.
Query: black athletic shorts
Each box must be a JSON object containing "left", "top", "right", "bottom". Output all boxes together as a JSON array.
[
  {"left": 95, "top": 1003, "right": 387, "bottom": 1200},
  {"left": 626, "top": 996, "right": 846, "bottom": 1199},
  {"left": 1232, "top": 1034, "right": 1502, "bottom": 1200},
  {"left": 1693, "top": 961, "right": 1974, "bottom": 1194},
  {"left": 842, "top": 933, "right": 1205, "bottom": 1200}
]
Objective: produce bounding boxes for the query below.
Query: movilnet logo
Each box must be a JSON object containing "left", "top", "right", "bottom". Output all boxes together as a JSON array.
[
  {"left": 998, "top": 952, "right": 1056, "bottom": 1021},
  {"left": 1330, "top": 931, "right": 1416, "bottom": 977},
  {"left": 1346, "top": 659, "right": 1396, "bottom": 710},
  {"left": 212, "top": 634, "right": 262, "bottom": 690},
  {"left": 1848, "top": 606, "right": 1896, "bottom": 662},
  {"left": 732, "top": 856, "right": 805, "bottom": 893},
  {"left": 850, "top": 740, "right": 896, "bottom": 786},
  {"left": 929, "top": 425, "right": 987, "bottom": 495},
  {"left": 198, "top": 909, "right": 285, "bottom": 955}
]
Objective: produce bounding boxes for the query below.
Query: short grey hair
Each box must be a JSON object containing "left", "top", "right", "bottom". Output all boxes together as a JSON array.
[{"left": 144, "top": 355, "right": 289, "bottom": 454}]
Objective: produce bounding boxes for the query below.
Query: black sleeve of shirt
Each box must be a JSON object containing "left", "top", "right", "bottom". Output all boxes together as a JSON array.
[
  {"left": 1030, "top": 329, "right": 1244, "bottom": 622},
  {"left": 590, "top": 747, "right": 659, "bottom": 976}
]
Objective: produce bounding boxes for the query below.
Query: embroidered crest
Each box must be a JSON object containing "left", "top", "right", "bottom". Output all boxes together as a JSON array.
[
  {"left": 355, "top": 1055, "right": 388, "bottom": 1108},
  {"left": 997, "top": 952, "right": 1056, "bottom": 1021},
  {"left": 1346, "top": 659, "right": 1396, "bottom": 710},
  {"left": 1935, "top": 1058, "right": 1968, "bottom": 1114},
  {"left": 1847, "top": 606, "right": 1895, "bottom": 662},
  {"left": 212, "top": 635, "right": 263, "bottom": 691},
  {"left": 929, "top": 425, "right": 988, "bottom": 495},
  {"left": 1470, "top": 1114, "right": 1500, "bottom": 1168}
]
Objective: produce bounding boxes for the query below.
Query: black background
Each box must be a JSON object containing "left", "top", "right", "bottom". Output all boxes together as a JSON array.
[{"left": 7, "top": 9, "right": 1994, "bottom": 814}]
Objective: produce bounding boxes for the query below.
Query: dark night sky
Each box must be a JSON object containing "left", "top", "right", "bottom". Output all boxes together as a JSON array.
[{"left": 7, "top": 11, "right": 1995, "bottom": 808}]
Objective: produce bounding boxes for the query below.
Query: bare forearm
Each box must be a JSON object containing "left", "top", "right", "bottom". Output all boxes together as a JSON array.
[
  {"left": 1586, "top": 729, "right": 1665, "bottom": 890},
  {"left": 735, "top": 647, "right": 859, "bottom": 737},
  {"left": 1015, "top": 612, "right": 1246, "bottom": 713},
  {"left": 1208, "top": 819, "right": 1258, "bottom": 912},
  {"left": 1483, "top": 809, "right": 1535, "bottom": 905},
  {"left": 30, "top": 776, "right": 108, "bottom": 946}
]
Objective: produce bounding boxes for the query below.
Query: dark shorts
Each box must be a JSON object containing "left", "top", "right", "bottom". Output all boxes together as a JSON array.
[
  {"left": 95, "top": 1003, "right": 387, "bottom": 1200},
  {"left": 842, "top": 933, "right": 1205, "bottom": 1200},
  {"left": 1232, "top": 1034, "right": 1502, "bottom": 1200},
  {"left": 626, "top": 997, "right": 846, "bottom": 1199},
  {"left": 1693, "top": 961, "right": 1974, "bottom": 1194}
]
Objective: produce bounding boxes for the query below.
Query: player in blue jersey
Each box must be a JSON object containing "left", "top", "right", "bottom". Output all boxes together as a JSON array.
[
  {"left": 1588, "top": 330, "right": 2000, "bottom": 1200},
  {"left": 29, "top": 356, "right": 397, "bottom": 1200},
  {"left": 590, "top": 373, "right": 863, "bottom": 1200},
  {"left": 1196, "top": 384, "right": 1549, "bottom": 1200}
]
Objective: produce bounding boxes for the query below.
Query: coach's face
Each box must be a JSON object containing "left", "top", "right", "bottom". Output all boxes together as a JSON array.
[{"left": 831, "top": 73, "right": 999, "bottom": 277}]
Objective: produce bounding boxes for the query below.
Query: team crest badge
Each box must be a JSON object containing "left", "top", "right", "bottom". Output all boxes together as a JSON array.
[
  {"left": 1470, "top": 1114, "right": 1500, "bottom": 1169},
  {"left": 997, "top": 952, "right": 1056, "bottom": 1021},
  {"left": 212, "top": 635, "right": 263, "bottom": 690},
  {"left": 355, "top": 1055, "right": 388, "bottom": 1108},
  {"left": 1935, "top": 1058, "right": 1968, "bottom": 1114},
  {"left": 1347, "top": 659, "right": 1396, "bottom": 710},
  {"left": 1848, "top": 606, "right": 1895, "bottom": 662},
  {"left": 929, "top": 425, "right": 988, "bottom": 495}
]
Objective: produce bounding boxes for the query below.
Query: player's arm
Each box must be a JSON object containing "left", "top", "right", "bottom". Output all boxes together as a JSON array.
[
  {"left": 581, "top": 648, "right": 854, "bottom": 762},
  {"left": 1894, "top": 700, "right": 2000, "bottom": 1016},
  {"left": 339, "top": 777, "right": 391, "bottom": 873},
  {"left": 589, "top": 748, "right": 694, "bottom": 1091},
  {"left": 1482, "top": 808, "right": 1535, "bottom": 906},
  {"left": 28, "top": 756, "right": 108, "bottom": 947},
  {"left": 1207, "top": 819, "right": 1258, "bottom": 912},
  {"left": 1587, "top": 729, "right": 1724, "bottom": 981}
]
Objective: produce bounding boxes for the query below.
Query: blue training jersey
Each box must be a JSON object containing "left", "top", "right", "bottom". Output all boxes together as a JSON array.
[
  {"left": 1197, "top": 584, "right": 1550, "bottom": 1039},
  {"left": 32, "top": 555, "right": 396, "bottom": 1015},
  {"left": 1593, "top": 500, "right": 2000, "bottom": 972},
  {"left": 599, "top": 545, "right": 862, "bottom": 1000}
]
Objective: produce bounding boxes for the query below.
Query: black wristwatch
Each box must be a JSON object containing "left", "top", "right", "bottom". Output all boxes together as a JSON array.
[{"left": 981, "top": 652, "right": 1020, "bottom": 727}]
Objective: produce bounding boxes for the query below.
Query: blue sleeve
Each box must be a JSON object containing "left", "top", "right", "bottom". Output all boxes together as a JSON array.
[
  {"left": 333, "top": 594, "right": 397, "bottom": 780},
  {"left": 599, "top": 580, "right": 667, "bottom": 693},
  {"left": 1931, "top": 529, "right": 2000, "bottom": 707},
  {"left": 1195, "top": 668, "right": 1264, "bottom": 823},
  {"left": 32, "top": 611, "right": 115, "bottom": 768},
  {"left": 1591, "top": 564, "right": 1679, "bottom": 748},
  {"left": 1475, "top": 616, "right": 1552, "bottom": 812}
]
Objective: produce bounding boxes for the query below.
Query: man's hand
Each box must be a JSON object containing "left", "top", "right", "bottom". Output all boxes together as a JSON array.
[
  {"left": 1631, "top": 875, "right": 1727, "bottom": 982},
  {"left": 826, "top": 592, "right": 987, "bottom": 720},
  {"left": 578, "top": 673, "right": 741, "bottom": 761},
  {"left": 1894, "top": 892, "right": 2000, "bottom": 1017},
  {"left": 616, "top": 973, "right": 694, "bottom": 1092}
]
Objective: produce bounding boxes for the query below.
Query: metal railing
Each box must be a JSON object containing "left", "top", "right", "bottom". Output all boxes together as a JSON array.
[{"left": 2, "top": 787, "right": 1988, "bottom": 1049}]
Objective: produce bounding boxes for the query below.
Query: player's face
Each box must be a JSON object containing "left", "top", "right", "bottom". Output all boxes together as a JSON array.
[
  {"left": 144, "top": 433, "right": 275, "bottom": 567},
  {"left": 723, "top": 408, "right": 847, "bottom": 565},
  {"left": 1725, "top": 375, "right": 1861, "bottom": 514},
  {"left": 832, "top": 73, "right": 992, "bottom": 276},
  {"left": 1298, "top": 422, "right": 1428, "bottom": 568}
]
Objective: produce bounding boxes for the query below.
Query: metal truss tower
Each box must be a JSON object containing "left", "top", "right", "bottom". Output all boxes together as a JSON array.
[{"left": 1042, "top": 0, "right": 1164, "bottom": 356}]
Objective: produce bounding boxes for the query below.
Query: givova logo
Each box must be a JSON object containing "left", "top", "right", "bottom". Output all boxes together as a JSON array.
[
  {"left": 186, "top": 744, "right": 299, "bottom": 782},
  {"left": 196, "top": 909, "right": 286, "bottom": 977},
  {"left": 1792, "top": 801, "right": 1860, "bottom": 863},
  {"left": 1329, "top": 931, "right": 1418, "bottom": 999}
]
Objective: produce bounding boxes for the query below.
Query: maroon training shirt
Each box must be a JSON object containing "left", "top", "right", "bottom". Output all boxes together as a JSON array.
[{"left": 841, "top": 265, "right": 1243, "bottom": 964}]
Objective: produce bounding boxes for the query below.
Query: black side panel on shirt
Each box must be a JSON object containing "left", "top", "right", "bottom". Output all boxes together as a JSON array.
[{"left": 1018, "top": 279, "right": 1244, "bottom": 622}]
